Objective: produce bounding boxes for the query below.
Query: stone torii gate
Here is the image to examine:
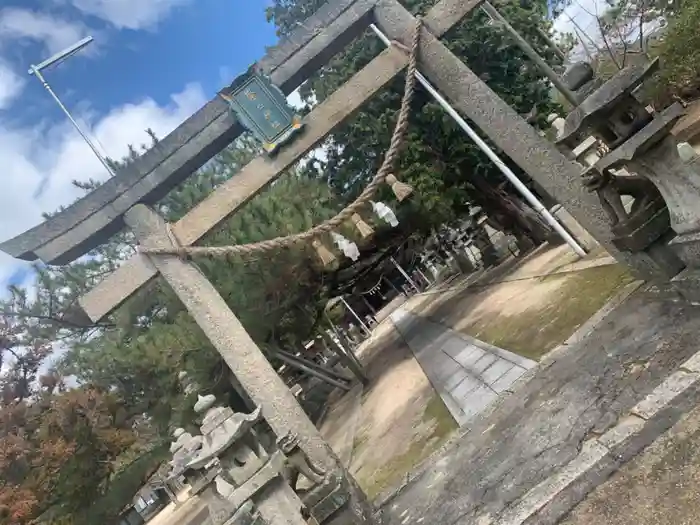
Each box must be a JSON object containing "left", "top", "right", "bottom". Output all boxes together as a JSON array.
[{"left": 0, "top": 0, "right": 673, "bottom": 522}]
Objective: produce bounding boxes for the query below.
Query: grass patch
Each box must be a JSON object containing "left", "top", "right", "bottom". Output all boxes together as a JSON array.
[
  {"left": 423, "top": 393, "right": 457, "bottom": 430},
  {"left": 465, "top": 264, "right": 635, "bottom": 360},
  {"left": 360, "top": 394, "right": 457, "bottom": 501},
  {"left": 353, "top": 430, "right": 369, "bottom": 452}
]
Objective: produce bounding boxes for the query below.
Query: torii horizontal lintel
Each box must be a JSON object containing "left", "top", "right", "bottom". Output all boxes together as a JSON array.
[
  {"left": 0, "top": 0, "right": 379, "bottom": 265},
  {"left": 75, "top": 0, "right": 485, "bottom": 323}
]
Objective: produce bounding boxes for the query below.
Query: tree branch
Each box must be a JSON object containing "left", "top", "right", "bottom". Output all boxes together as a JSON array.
[
  {"left": 0, "top": 310, "right": 115, "bottom": 331},
  {"left": 597, "top": 15, "right": 622, "bottom": 70}
]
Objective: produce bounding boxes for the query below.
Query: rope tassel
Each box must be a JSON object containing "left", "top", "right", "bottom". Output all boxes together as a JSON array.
[
  {"left": 386, "top": 173, "right": 413, "bottom": 201},
  {"left": 351, "top": 213, "right": 374, "bottom": 238},
  {"left": 312, "top": 239, "right": 336, "bottom": 266}
]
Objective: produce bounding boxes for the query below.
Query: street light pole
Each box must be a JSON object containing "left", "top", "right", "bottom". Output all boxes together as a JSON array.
[{"left": 28, "top": 36, "right": 115, "bottom": 177}]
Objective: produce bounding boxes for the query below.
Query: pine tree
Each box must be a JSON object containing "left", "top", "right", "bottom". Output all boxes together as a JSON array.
[{"left": 266, "top": 0, "right": 563, "bottom": 245}]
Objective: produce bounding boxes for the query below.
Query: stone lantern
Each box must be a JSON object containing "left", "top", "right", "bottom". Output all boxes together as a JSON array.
[
  {"left": 165, "top": 389, "right": 356, "bottom": 525},
  {"left": 555, "top": 57, "right": 700, "bottom": 290}
]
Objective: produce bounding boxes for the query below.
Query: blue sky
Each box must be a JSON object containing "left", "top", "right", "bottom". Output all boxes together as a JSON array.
[
  {"left": 0, "top": 0, "right": 281, "bottom": 288},
  {"left": 12, "top": 0, "right": 278, "bottom": 127}
]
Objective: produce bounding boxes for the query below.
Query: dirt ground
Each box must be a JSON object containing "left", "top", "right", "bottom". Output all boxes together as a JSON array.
[
  {"left": 317, "top": 244, "right": 634, "bottom": 503},
  {"left": 403, "top": 245, "right": 633, "bottom": 360},
  {"left": 318, "top": 319, "right": 457, "bottom": 500},
  {"left": 561, "top": 402, "right": 700, "bottom": 525}
]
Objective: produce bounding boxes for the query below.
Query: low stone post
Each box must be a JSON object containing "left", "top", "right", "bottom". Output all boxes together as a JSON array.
[{"left": 124, "top": 204, "right": 375, "bottom": 524}]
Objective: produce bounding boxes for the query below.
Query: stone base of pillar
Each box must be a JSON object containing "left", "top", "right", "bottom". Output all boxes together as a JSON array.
[
  {"left": 642, "top": 234, "right": 687, "bottom": 280},
  {"left": 671, "top": 267, "right": 700, "bottom": 303},
  {"left": 668, "top": 231, "right": 700, "bottom": 303},
  {"left": 550, "top": 205, "right": 599, "bottom": 252},
  {"left": 669, "top": 230, "right": 700, "bottom": 267},
  {"left": 316, "top": 473, "right": 375, "bottom": 525},
  {"left": 223, "top": 501, "right": 263, "bottom": 525}
]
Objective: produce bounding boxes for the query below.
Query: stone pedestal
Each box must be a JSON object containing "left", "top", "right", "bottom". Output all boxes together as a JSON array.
[
  {"left": 555, "top": 59, "right": 692, "bottom": 283},
  {"left": 589, "top": 102, "right": 700, "bottom": 296},
  {"left": 671, "top": 267, "right": 700, "bottom": 303}
]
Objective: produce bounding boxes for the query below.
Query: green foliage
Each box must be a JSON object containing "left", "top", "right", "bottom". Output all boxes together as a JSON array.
[
  {"left": 267, "top": 0, "right": 561, "bottom": 242},
  {"left": 0, "top": 340, "right": 136, "bottom": 525},
  {"left": 653, "top": 0, "right": 700, "bottom": 103},
  {"left": 69, "top": 445, "right": 169, "bottom": 525}
]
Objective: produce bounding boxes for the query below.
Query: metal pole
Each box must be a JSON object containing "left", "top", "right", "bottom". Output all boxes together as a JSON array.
[
  {"left": 339, "top": 296, "right": 372, "bottom": 335},
  {"left": 390, "top": 256, "right": 421, "bottom": 293},
  {"left": 324, "top": 311, "right": 340, "bottom": 338},
  {"left": 415, "top": 266, "right": 432, "bottom": 286},
  {"left": 480, "top": 2, "right": 578, "bottom": 106},
  {"left": 360, "top": 294, "right": 377, "bottom": 315},
  {"left": 382, "top": 276, "right": 400, "bottom": 294},
  {"left": 29, "top": 65, "right": 115, "bottom": 177},
  {"left": 321, "top": 330, "right": 368, "bottom": 385},
  {"left": 272, "top": 351, "right": 350, "bottom": 391},
  {"left": 368, "top": 24, "right": 587, "bottom": 258},
  {"left": 535, "top": 27, "right": 567, "bottom": 62},
  {"left": 276, "top": 348, "right": 353, "bottom": 382}
]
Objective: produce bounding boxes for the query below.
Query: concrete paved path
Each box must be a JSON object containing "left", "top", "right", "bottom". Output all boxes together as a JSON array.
[
  {"left": 377, "top": 286, "right": 700, "bottom": 525},
  {"left": 390, "top": 309, "right": 536, "bottom": 426}
]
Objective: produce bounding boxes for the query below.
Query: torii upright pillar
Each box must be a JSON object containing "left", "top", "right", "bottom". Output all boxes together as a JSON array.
[{"left": 124, "top": 204, "right": 375, "bottom": 524}]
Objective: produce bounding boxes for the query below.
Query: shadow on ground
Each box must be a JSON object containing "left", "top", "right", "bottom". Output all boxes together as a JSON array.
[{"left": 378, "top": 289, "right": 700, "bottom": 524}]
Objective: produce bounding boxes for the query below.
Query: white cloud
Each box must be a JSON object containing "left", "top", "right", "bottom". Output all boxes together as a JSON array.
[
  {"left": 0, "top": 61, "right": 24, "bottom": 109},
  {"left": 287, "top": 90, "right": 304, "bottom": 110},
  {"left": 553, "top": 0, "right": 666, "bottom": 62},
  {"left": 553, "top": 0, "right": 605, "bottom": 39},
  {"left": 0, "top": 82, "right": 207, "bottom": 287},
  {"left": 68, "top": 0, "right": 190, "bottom": 30},
  {"left": 0, "top": 8, "right": 91, "bottom": 56}
]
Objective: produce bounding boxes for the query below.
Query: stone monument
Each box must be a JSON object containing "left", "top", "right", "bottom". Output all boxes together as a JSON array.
[
  {"left": 168, "top": 393, "right": 353, "bottom": 525},
  {"left": 557, "top": 57, "right": 700, "bottom": 296}
]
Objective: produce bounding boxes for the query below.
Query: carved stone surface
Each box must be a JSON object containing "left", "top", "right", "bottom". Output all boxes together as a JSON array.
[
  {"left": 582, "top": 166, "right": 670, "bottom": 252},
  {"left": 202, "top": 485, "right": 239, "bottom": 525},
  {"left": 597, "top": 104, "right": 700, "bottom": 242},
  {"left": 671, "top": 267, "right": 700, "bottom": 302},
  {"left": 557, "top": 59, "right": 659, "bottom": 149},
  {"left": 168, "top": 427, "right": 204, "bottom": 481},
  {"left": 187, "top": 405, "right": 263, "bottom": 471},
  {"left": 222, "top": 501, "right": 266, "bottom": 525},
  {"left": 180, "top": 394, "right": 314, "bottom": 525},
  {"left": 301, "top": 473, "right": 350, "bottom": 525},
  {"left": 278, "top": 432, "right": 327, "bottom": 491}
]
